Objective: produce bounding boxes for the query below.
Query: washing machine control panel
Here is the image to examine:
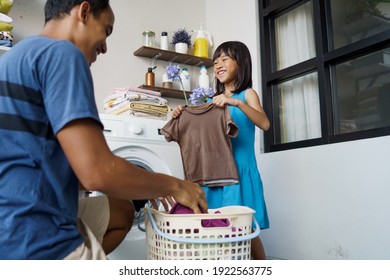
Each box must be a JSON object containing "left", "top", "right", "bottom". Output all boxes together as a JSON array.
[
  {"left": 100, "top": 114, "right": 168, "bottom": 142},
  {"left": 129, "top": 123, "right": 143, "bottom": 135}
]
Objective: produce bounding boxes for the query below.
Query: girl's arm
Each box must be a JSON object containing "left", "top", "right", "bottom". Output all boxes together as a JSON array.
[
  {"left": 242, "top": 88, "right": 270, "bottom": 131},
  {"left": 212, "top": 89, "right": 270, "bottom": 131}
]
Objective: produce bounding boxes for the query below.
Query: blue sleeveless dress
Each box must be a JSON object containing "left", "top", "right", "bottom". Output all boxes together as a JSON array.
[{"left": 202, "top": 89, "right": 269, "bottom": 229}]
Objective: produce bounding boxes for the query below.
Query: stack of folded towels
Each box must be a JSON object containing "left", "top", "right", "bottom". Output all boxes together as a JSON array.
[
  {"left": 103, "top": 86, "right": 171, "bottom": 119},
  {"left": 0, "top": 0, "right": 13, "bottom": 48}
]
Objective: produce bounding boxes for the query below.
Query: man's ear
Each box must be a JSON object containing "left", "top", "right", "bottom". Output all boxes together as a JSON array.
[{"left": 77, "top": 1, "right": 91, "bottom": 23}]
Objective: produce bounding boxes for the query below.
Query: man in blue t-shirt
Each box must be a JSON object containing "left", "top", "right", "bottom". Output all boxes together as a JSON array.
[{"left": 0, "top": 0, "right": 207, "bottom": 260}]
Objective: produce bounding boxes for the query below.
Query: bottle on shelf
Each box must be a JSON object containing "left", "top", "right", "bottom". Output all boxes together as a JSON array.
[
  {"left": 198, "top": 65, "right": 209, "bottom": 88},
  {"left": 193, "top": 23, "right": 213, "bottom": 59},
  {"left": 160, "top": 31, "right": 169, "bottom": 50},
  {"left": 145, "top": 67, "right": 155, "bottom": 86},
  {"left": 162, "top": 71, "right": 173, "bottom": 89},
  {"left": 179, "top": 68, "right": 191, "bottom": 91}
]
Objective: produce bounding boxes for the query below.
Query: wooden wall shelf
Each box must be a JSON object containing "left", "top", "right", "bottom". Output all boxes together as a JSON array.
[
  {"left": 139, "top": 85, "right": 190, "bottom": 100},
  {"left": 134, "top": 46, "right": 213, "bottom": 68}
]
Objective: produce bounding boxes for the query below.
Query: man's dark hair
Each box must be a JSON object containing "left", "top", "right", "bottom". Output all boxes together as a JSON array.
[
  {"left": 213, "top": 41, "right": 253, "bottom": 95},
  {"left": 44, "top": 0, "right": 110, "bottom": 24}
]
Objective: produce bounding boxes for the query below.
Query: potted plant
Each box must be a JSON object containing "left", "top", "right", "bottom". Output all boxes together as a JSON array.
[
  {"left": 166, "top": 64, "right": 189, "bottom": 104},
  {"left": 171, "top": 28, "right": 192, "bottom": 54}
]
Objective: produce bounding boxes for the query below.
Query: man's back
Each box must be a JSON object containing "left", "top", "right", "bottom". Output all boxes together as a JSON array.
[{"left": 0, "top": 36, "right": 99, "bottom": 259}]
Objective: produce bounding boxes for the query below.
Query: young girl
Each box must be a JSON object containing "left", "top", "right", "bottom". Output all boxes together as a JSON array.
[{"left": 173, "top": 41, "right": 270, "bottom": 259}]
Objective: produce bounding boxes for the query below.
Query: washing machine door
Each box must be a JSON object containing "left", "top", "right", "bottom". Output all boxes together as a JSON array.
[
  {"left": 113, "top": 145, "right": 174, "bottom": 175},
  {"left": 106, "top": 145, "right": 174, "bottom": 260}
]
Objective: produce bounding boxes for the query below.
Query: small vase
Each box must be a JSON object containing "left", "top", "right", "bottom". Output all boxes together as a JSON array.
[
  {"left": 162, "top": 72, "right": 173, "bottom": 89},
  {"left": 175, "top": 42, "right": 188, "bottom": 54}
]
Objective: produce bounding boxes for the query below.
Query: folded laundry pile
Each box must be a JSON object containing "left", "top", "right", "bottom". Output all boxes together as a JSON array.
[
  {"left": 103, "top": 86, "right": 170, "bottom": 119},
  {"left": 0, "top": 0, "right": 13, "bottom": 48},
  {"left": 169, "top": 202, "right": 230, "bottom": 228}
]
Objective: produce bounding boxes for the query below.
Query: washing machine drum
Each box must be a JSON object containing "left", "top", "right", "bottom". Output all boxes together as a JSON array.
[
  {"left": 131, "top": 164, "right": 150, "bottom": 224},
  {"left": 133, "top": 199, "right": 148, "bottom": 212}
]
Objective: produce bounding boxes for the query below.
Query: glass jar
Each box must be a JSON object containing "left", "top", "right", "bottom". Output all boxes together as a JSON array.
[{"left": 142, "top": 31, "right": 156, "bottom": 47}]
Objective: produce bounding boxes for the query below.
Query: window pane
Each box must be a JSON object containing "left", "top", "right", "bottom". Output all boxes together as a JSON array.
[
  {"left": 334, "top": 48, "right": 390, "bottom": 134},
  {"left": 331, "top": 0, "right": 390, "bottom": 49},
  {"left": 276, "top": 72, "right": 321, "bottom": 144},
  {"left": 275, "top": 1, "right": 316, "bottom": 70}
]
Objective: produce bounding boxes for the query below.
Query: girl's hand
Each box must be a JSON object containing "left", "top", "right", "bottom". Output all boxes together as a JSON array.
[
  {"left": 172, "top": 105, "right": 184, "bottom": 118},
  {"left": 212, "top": 94, "right": 240, "bottom": 107}
]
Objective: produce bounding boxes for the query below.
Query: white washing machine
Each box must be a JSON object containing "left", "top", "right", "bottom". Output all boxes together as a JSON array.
[{"left": 98, "top": 114, "right": 184, "bottom": 260}]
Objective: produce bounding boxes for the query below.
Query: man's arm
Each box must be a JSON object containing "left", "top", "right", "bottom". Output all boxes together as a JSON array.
[{"left": 57, "top": 118, "right": 207, "bottom": 213}]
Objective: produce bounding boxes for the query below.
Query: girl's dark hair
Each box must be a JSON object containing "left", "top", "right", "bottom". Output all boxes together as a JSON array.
[
  {"left": 44, "top": 0, "right": 110, "bottom": 24},
  {"left": 213, "top": 41, "right": 252, "bottom": 95}
]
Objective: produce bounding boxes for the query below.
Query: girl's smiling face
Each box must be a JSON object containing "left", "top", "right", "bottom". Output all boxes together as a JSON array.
[{"left": 213, "top": 52, "right": 239, "bottom": 86}]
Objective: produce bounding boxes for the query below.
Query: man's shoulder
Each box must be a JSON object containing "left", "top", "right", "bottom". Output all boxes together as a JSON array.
[
  {"left": 30, "top": 36, "right": 76, "bottom": 50},
  {"left": 13, "top": 36, "right": 78, "bottom": 58}
]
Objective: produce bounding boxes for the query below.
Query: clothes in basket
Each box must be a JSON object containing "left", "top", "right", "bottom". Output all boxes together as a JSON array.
[{"left": 169, "top": 202, "right": 229, "bottom": 228}]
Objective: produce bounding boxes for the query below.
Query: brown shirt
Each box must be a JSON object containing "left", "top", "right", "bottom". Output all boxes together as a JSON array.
[{"left": 161, "top": 103, "right": 239, "bottom": 187}]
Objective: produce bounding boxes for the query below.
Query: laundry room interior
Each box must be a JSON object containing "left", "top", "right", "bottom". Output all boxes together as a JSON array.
[{"left": 3, "top": 0, "right": 390, "bottom": 260}]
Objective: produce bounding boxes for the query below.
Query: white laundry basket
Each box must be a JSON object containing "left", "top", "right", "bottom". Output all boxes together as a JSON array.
[{"left": 145, "top": 206, "right": 260, "bottom": 260}]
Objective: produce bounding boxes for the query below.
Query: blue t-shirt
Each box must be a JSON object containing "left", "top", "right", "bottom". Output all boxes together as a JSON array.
[{"left": 0, "top": 36, "right": 102, "bottom": 259}]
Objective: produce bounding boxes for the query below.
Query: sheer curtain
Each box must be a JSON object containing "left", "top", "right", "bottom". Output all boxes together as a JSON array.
[{"left": 275, "top": 2, "right": 321, "bottom": 143}]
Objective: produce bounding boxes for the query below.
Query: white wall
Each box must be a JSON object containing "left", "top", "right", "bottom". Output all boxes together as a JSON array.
[
  {"left": 9, "top": 0, "right": 257, "bottom": 110},
  {"left": 9, "top": 0, "right": 390, "bottom": 260},
  {"left": 91, "top": 0, "right": 206, "bottom": 110},
  {"left": 8, "top": 0, "right": 46, "bottom": 41},
  {"left": 205, "top": 0, "right": 261, "bottom": 94},
  {"left": 9, "top": 0, "right": 206, "bottom": 110},
  {"left": 258, "top": 136, "right": 390, "bottom": 259}
]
